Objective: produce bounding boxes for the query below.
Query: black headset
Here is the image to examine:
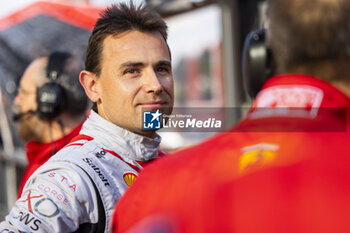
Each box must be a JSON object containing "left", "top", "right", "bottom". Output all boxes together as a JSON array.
[
  {"left": 242, "top": 29, "right": 274, "bottom": 98},
  {"left": 36, "top": 51, "right": 70, "bottom": 120}
]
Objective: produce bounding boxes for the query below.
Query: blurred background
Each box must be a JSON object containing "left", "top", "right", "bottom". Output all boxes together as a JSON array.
[{"left": 0, "top": 0, "right": 266, "bottom": 218}]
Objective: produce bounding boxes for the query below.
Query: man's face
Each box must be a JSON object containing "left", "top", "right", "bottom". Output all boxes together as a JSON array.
[
  {"left": 95, "top": 31, "right": 174, "bottom": 137},
  {"left": 14, "top": 58, "right": 47, "bottom": 142}
]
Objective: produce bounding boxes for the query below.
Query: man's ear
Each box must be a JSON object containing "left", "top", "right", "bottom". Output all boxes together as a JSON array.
[{"left": 79, "top": 70, "right": 100, "bottom": 103}]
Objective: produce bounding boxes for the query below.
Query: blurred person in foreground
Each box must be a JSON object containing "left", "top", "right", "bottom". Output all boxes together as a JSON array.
[
  {"left": 0, "top": 2, "right": 173, "bottom": 232},
  {"left": 113, "top": 0, "right": 350, "bottom": 232},
  {"left": 14, "top": 51, "right": 88, "bottom": 197}
]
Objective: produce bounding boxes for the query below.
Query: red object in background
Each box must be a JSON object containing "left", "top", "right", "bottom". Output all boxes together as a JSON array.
[
  {"left": 0, "top": 1, "right": 101, "bottom": 31},
  {"left": 0, "top": 1, "right": 103, "bottom": 101}
]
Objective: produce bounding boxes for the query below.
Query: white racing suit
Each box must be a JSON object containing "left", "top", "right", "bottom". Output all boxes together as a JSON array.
[{"left": 0, "top": 110, "right": 163, "bottom": 233}]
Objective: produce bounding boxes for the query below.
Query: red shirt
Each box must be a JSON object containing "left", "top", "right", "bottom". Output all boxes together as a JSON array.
[
  {"left": 113, "top": 74, "right": 350, "bottom": 233},
  {"left": 17, "top": 123, "right": 83, "bottom": 197}
]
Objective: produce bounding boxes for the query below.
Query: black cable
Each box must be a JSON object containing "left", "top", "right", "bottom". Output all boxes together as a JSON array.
[
  {"left": 57, "top": 119, "right": 66, "bottom": 138},
  {"left": 48, "top": 121, "right": 57, "bottom": 156}
]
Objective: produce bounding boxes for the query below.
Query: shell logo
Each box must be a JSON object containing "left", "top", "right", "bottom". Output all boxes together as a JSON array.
[
  {"left": 239, "top": 143, "right": 279, "bottom": 173},
  {"left": 123, "top": 173, "right": 137, "bottom": 186}
]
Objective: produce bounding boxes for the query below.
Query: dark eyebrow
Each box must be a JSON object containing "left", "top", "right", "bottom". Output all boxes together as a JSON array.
[
  {"left": 155, "top": 60, "right": 172, "bottom": 68},
  {"left": 119, "top": 60, "right": 172, "bottom": 70},
  {"left": 119, "top": 62, "right": 145, "bottom": 69}
]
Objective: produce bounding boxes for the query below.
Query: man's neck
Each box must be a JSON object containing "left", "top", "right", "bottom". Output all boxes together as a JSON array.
[{"left": 39, "top": 115, "right": 85, "bottom": 143}]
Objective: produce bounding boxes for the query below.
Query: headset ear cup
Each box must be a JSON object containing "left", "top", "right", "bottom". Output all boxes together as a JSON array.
[
  {"left": 242, "top": 29, "right": 274, "bottom": 98},
  {"left": 36, "top": 82, "right": 66, "bottom": 120}
]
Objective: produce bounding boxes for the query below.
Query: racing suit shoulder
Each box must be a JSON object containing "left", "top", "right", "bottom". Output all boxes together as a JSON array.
[
  {"left": 0, "top": 160, "right": 99, "bottom": 233},
  {"left": 1, "top": 129, "right": 161, "bottom": 233}
]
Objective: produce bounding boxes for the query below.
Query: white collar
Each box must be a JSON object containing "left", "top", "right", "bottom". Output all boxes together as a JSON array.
[{"left": 80, "top": 110, "right": 161, "bottom": 162}]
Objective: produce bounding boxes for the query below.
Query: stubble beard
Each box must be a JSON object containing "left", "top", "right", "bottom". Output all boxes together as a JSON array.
[{"left": 17, "top": 115, "right": 45, "bottom": 143}]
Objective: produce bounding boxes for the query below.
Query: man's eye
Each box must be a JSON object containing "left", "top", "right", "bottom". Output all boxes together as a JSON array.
[
  {"left": 124, "top": 68, "right": 140, "bottom": 75},
  {"left": 126, "top": 69, "right": 136, "bottom": 74},
  {"left": 156, "top": 67, "right": 170, "bottom": 73}
]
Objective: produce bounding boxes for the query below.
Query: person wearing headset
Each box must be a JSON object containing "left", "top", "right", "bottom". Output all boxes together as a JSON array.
[
  {"left": 0, "top": 2, "right": 173, "bottom": 232},
  {"left": 113, "top": 0, "right": 350, "bottom": 232},
  {"left": 14, "top": 51, "right": 89, "bottom": 197}
]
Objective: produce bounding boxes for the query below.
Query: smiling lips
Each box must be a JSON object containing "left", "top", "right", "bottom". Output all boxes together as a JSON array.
[{"left": 137, "top": 101, "right": 167, "bottom": 108}]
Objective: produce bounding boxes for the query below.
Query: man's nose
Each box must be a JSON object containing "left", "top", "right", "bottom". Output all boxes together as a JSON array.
[{"left": 143, "top": 69, "right": 163, "bottom": 94}]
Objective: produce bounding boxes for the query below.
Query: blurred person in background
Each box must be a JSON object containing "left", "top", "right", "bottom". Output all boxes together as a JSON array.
[
  {"left": 0, "top": 2, "right": 173, "bottom": 232},
  {"left": 14, "top": 51, "right": 88, "bottom": 197},
  {"left": 113, "top": 0, "right": 350, "bottom": 232}
]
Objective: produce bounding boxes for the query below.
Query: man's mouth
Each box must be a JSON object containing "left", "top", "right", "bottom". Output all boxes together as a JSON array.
[{"left": 137, "top": 101, "right": 167, "bottom": 108}]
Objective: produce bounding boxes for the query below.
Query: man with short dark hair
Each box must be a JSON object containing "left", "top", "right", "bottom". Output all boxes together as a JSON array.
[
  {"left": 14, "top": 51, "right": 88, "bottom": 197},
  {"left": 0, "top": 2, "right": 173, "bottom": 232},
  {"left": 113, "top": 0, "right": 350, "bottom": 232},
  {"left": 84, "top": 3, "right": 171, "bottom": 117}
]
